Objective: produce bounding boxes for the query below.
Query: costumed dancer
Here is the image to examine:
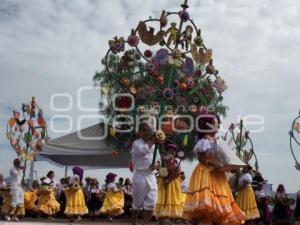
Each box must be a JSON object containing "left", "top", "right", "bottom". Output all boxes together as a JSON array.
[
  {"left": 64, "top": 168, "right": 88, "bottom": 222},
  {"left": 131, "top": 123, "right": 161, "bottom": 225},
  {"left": 295, "top": 190, "right": 300, "bottom": 224},
  {"left": 154, "top": 142, "right": 185, "bottom": 225},
  {"left": 255, "top": 182, "right": 271, "bottom": 224},
  {"left": 35, "top": 178, "right": 60, "bottom": 220},
  {"left": 0, "top": 174, "right": 6, "bottom": 206},
  {"left": 88, "top": 178, "right": 101, "bottom": 219},
  {"left": 24, "top": 180, "right": 39, "bottom": 214},
  {"left": 183, "top": 110, "right": 246, "bottom": 225},
  {"left": 99, "top": 173, "right": 124, "bottom": 221},
  {"left": 4, "top": 159, "right": 25, "bottom": 222},
  {"left": 46, "top": 171, "right": 57, "bottom": 188},
  {"left": 123, "top": 178, "right": 133, "bottom": 217},
  {"left": 235, "top": 165, "right": 260, "bottom": 223},
  {"left": 273, "top": 184, "right": 290, "bottom": 225}
]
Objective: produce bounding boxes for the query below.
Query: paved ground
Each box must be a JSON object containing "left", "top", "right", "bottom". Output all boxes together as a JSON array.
[{"left": 0, "top": 218, "right": 188, "bottom": 225}]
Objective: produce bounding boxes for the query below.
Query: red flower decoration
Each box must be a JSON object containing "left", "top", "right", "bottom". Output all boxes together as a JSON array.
[
  {"left": 112, "top": 150, "right": 118, "bottom": 157},
  {"left": 144, "top": 50, "right": 153, "bottom": 58},
  {"left": 128, "top": 34, "right": 140, "bottom": 47}
]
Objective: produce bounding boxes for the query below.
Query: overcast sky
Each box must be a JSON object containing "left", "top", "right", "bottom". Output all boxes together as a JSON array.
[{"left": 1, "top": 0, "right": 300, "bottom": 192}]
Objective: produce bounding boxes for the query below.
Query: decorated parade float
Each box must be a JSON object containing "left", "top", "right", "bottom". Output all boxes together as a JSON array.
[{"left": 93, "top": 0, "right": 228, "bottom": 170}]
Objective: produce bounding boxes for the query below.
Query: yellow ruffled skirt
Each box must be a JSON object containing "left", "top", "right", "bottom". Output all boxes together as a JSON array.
[
  {"left": 100, "top": 190, "right": 124, "bottom": 216},
  {"left": 183, "top": 163, "right": 245, "bottom": 225},
  {"left": 64, "top": 188, "right": 88, "bottom": 216},
  {"left": 24, "top": 191, "right": 37, "bottom": 211},
  {"left": 35, "top": 190, "right": 60, "bottom": 215},
  {"left": 236, "top": 186, "right": 260, "bottom": 220},
  {"left": 154, "top": 176, "right": 185, "bottom": 218},
  {"left": 1, "top": 194, "right": 25, "bottom": 216}
]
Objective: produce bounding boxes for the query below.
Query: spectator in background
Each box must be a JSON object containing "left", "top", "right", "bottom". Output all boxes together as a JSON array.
[
  {"left": 117, "top": 177, "right": 124, "bottom": 189},
  {"left": 84, "top": 177, "right": 92, "bottom": 202},
  {"left": 57, "top": 178, "right": 68, "bottom": 217},
  {"left": 273, "top": 184, "right": 290, "bottom": 225},
  {"left": 294, "top": 190, "right": 300, "bottom": 221}
]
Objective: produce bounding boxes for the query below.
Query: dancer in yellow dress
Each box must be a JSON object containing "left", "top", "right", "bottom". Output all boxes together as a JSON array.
[
  {"left": 64, "top": 175, "right": 88, "bottom": 222},
  {"left": 35, "top": 178, "right": 60, "bottom": 220},
  {"left": 24, "top": 180, "right": 39, "bottom": 213},
  {"left": 183, "top": 110, "right": 246, "bottom": 225},
  {"left": 236, "top": 165, "right": 260, "bottom": 223},
  {"left": 99, "top": 172, "right": 124, "bottom": 221},
  {"left": 155, "top": 143, "right": 185, "bottom": 225}
]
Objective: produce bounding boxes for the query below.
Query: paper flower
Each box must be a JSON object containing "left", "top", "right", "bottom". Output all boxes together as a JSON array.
[
  {"left": 179, "top": 11, "right": 189, "bottom": 22},
  {"left": 159, "top": 167, "right": 169, "bottom": 178},
  {"left": 213, "top": 77, "right": 228, "bottom": 93},
  {"left": 144, "top": 50, "right": 153, "bottom": 58},
  {"left": 199, "top": 106, "right": 208, "bottom": 115},
  {"left": 128, "top": 34, "right": 140, "bottom": 47},
  {"left": 177, "top": 151, "right": 185, "bottom": 159},
  {"left": 112, "top": 150, "right": 118, "bottom": 157},
  {"left": 155, "top": 130, "right": 166, "bottom": 141},
  {"left": 162, "top": 88, "right": 174, "bottom": 100},
  {"left": 155, "top": 48, "right": 169, "bottom": 65},
  {"left": 186, "top": 76, "right": 194, "bottom": 88},
  {"left": 109, "top": 36, "right": 125, "bottom": 54}
]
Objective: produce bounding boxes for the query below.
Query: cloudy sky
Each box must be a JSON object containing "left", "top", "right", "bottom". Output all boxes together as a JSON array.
[{"left": 1, "top": 0, "right": 300, "bottom": 192}]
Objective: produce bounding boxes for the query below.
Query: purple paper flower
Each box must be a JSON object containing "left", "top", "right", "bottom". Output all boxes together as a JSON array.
[
  {"left": 186, "top": 76, "right": 194, "bottom": 88},
  {"left": 213, "top": 77, "right": 228, "bottom": 93},
  {"left": 155, "top": 48, "right": 169, "bottom": 65},
  {"left": 163, "top": 88, "right": 174, "bottom": 100},
  {"left": 183, "top": 57, "right": 194, "bottom": 76},
  {"left": 199, "top": 106, "right": 208, "bottom": 115},
  {"left": 179, "top": 11, "right": 189, "bottom": 22}
]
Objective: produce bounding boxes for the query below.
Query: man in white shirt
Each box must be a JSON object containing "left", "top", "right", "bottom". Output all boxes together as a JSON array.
[
  {"left": 5, "top": 158, "right": 25, "bottom": 222},
  {"left": 131, "top": 123, "right": 160, "bottom": 225}
]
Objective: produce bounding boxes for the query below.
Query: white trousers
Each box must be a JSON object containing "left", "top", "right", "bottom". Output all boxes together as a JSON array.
[
  {"left": 132, "top": 172, "right": 157, "bottom": 211},
  {"left": 11, "top": 187, "right": 24, "bottom": 208}
]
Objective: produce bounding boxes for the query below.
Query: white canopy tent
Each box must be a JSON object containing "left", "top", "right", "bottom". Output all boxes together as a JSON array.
[{"left": 36, "top": 123, "right": 131, "bottom": 168}]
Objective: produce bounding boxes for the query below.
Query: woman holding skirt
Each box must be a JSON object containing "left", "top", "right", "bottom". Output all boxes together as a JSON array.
[
  {"left": 183, "top": 110, "right": 246, "bottom": 225},
  {"left": 154, "top": 143, "right": 185, "bottom": 224},
  {"left": 236, "top": 165, "right": 260, "bottom": 223}
]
